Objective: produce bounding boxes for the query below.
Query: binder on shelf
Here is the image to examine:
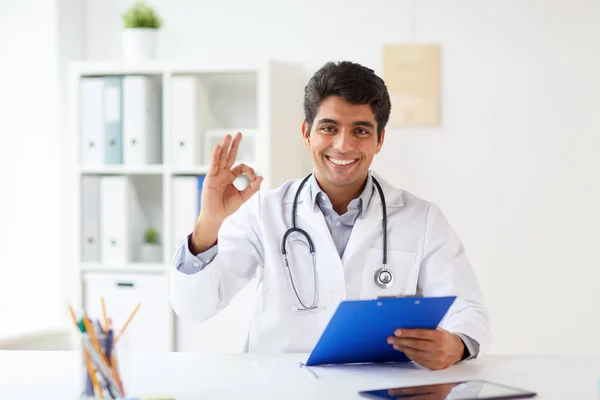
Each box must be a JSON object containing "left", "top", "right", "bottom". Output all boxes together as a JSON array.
[
  {"left": 197, "top": 175, "right": 205, "bottom": 214},
  {"left": 172, "top": 176, "right": 205, "bottom": 253},
  {"left": 123, "top": 75, "right": 163, "bottom": 165},
  {"left": 171, "top": 76, "right": 205, "bottom": 166},
  {"left": 81, "top": 176, "right": 100, "bottom": 262},
  {"left": 80, "top": 78, "right": 105, "bottom": 165},
  {"left": 99, "top": 176, "right": 145, "bottom": 264},
  {"left": 103, "top": 77, "right": 123, "bottom": 165}
]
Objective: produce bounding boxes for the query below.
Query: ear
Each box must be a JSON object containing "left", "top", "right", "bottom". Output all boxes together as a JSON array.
[
  {"left": 375, "top": 128, "right": 385, "bottom": 154},
  {"left": 301, "top": 120, "right": 311, "bottom": 149}
]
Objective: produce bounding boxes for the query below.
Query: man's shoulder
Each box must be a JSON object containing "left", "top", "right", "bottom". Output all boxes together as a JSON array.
[
  {"left": 373, "top": 173, "right": 433, "bottom": 211},
  {"left": 258, "top": 178, "right": 303, "bottom": 204}
]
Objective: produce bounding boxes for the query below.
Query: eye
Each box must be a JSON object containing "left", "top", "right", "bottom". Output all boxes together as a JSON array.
[
  {"left": 320, "top": 126, "right": 336, "bottom": 133},
  {"left": 355, "top": 128, "right": 370, "bottom": 135}
]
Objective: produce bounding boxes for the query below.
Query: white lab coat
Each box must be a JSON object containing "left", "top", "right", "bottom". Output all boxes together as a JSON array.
[{"left": 170, "top": 173, "right": 491, "bottom": 355}]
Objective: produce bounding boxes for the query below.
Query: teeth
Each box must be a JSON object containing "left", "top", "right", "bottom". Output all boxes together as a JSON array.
[{"left": 328, "top": 157, "right": 356, "bottom": 166}]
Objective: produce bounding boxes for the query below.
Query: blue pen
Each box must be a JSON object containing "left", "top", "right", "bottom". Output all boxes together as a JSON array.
[
  {"left": 105, "top": 329, "right": 114, "bottom": 365},
  {"left": 104, "top": 330, "right": 116, "bottom": 399}
]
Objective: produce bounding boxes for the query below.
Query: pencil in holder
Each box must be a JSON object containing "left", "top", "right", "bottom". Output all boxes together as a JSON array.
[{"left": 79, "top": 331, "right": 125, "bottom": 400}]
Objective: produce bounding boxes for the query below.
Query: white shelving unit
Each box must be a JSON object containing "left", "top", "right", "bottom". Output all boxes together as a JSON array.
[{"left": 64, "top": 60, "right": 310, "bottom": 352}]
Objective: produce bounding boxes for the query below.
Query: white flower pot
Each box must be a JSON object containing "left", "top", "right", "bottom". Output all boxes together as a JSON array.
[
  {"left": 122, "top": 28, "right": 158, "bottom": 61},
  {"left": 139, "top": 243, "right": 162, "bottom": 263}
]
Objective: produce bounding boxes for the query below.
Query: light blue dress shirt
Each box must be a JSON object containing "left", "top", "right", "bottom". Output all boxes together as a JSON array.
[{"left": 172, "top": 172, "right": 479, "bottom": 360}]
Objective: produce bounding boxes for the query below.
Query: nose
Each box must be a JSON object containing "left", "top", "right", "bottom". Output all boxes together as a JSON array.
[{"left": 333, "top": 129, "right": 355, "bottom": 153}]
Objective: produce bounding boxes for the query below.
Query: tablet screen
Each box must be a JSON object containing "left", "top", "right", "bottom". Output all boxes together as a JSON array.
[{"left": 359, "top": 380, "right": 536, "bottom": 399}]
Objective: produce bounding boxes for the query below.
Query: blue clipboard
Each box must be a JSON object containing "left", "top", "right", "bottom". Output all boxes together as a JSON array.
[{"left": 305, "top": 296, "right": 456, "bottom": 366}]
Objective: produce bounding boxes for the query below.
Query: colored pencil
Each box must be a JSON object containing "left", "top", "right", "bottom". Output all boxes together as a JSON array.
[
  {"left": 101, "top": 297, "right": 109, "bottom": 333},
  {"left": 114, "top": 303, "right": 140, "bottom": 344}
]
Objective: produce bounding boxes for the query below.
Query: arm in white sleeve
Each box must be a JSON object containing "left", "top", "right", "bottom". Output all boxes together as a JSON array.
[
  {"left": 418, "top": 203, "right": 492, "bottom": 357},
  {"left": 172, "top": 233, "right": 219, "bottom": 275},
  {"left": 169, "top": 193, "right": 264, "bottom": 323}
]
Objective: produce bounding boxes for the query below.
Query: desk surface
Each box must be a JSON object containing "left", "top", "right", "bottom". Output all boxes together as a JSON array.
[{"left": 0, "top": 351, "right": 598, "bottom": 399}]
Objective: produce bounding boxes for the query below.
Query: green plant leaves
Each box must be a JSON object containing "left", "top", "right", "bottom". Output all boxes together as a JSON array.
[{"left": 122, "top": 1, "right": 162, "bottom": 29}]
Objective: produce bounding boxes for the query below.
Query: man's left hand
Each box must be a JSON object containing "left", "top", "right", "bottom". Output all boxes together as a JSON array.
[{"left": 387, "top": 327, "right": 465, "bottom": 370}]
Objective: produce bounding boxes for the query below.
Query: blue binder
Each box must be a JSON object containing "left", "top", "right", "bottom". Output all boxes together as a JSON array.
[
  {"left": 197, "top": 175, "right": 205, "bottom": 213},
  {"left": 305, "top": 296, "right": 456, "bottom": 366}
]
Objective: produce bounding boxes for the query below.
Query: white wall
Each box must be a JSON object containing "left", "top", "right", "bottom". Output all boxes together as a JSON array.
[
  {"left": 0, "top": 0, "right": 62, "bottom": 336},
  {"left": 0, "top": 0, "right": 83, "bottom": 342},
  {"left": 81, "top": 0, "right": 600, "bottom": 355}
]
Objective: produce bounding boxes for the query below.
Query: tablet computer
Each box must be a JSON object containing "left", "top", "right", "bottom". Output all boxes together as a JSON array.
[{"left": 358, "top": 380, "right": 537, "bottom": 399}]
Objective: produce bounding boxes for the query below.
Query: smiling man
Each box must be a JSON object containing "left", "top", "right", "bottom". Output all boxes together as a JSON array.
[{"left": 170, "top": 61, "right": 491, "bottom": 370}]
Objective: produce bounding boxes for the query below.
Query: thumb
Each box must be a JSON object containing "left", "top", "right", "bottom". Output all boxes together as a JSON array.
[{"left": 240, "top": 176, "right": 263, "bottom": 202}]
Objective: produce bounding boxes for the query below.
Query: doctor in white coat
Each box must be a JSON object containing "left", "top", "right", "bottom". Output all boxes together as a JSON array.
[{"left": 171, "top": 61, "right": 491, "bottom": 370}]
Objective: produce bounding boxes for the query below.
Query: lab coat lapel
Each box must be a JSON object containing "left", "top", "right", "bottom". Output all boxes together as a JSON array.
[
  {"left": 342, "top": 174, "right": 404, "bottom": 265},
  {"left": 341, "top": 195, "right": 383, "bottom": 265},
  {"left": 296, "top": 193, "right": 337, "bottom": 254}
]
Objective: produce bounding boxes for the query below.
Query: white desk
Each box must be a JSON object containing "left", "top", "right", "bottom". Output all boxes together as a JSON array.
[{"left": 1, "top": 351, "right": 598, "bottom": 399}]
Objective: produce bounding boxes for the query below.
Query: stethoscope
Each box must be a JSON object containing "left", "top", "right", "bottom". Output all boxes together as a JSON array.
[{"left": 281, "top": 173, "right": 391, "bottom": 311}]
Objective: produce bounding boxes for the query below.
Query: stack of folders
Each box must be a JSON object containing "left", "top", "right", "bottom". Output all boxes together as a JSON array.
[
  {"left": 81, "top": 75, "right": 162, "bottom": 166},
  {"left": 69, "top": 299, "right": 140, "bottom": 399}
]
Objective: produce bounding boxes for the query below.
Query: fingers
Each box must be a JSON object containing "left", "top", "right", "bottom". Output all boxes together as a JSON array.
[
  {"left": 218, "top": 134, "right": 233, "bottom": 170},
  {"left": 393, "top": 329, "right": 437, "bottom": 341},
  {"left": 241, "top": 176, "right": 263, "bottom": 202},
  {"left": 226, "top": 132, "right": 242, "bottom": 169},
  {"left": 208, "top": 133, "right": 243, "bottom": 175},
  {"left": 230, "top": 163, "right": 257, "bottom": 180},
  {"left": 393, "top": 343, "right": 453, "bottom": 371},
  {"left": 388, "top": 337, "right": 436, "bottom": 353},
  {"left": 401, "top": 347, "right": 437, "bottom": 368},
  {"left": 387, "top": 329, "right": 440, "bottom": 353},
  {"left": 208, "top": 144, "right": 222, "bottom": 176},
  {"left": 229, "top": 163, "right": 262, "bottom": 201}
]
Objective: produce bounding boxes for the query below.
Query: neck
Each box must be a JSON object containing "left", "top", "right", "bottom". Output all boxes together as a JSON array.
[{"left": 315, "top": 173, "right": 368, "bottom": 215}]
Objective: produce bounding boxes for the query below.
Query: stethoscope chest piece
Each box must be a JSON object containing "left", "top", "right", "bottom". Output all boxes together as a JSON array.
[{"left": 374, "top": 267, "right": 393, "bottom": 289}]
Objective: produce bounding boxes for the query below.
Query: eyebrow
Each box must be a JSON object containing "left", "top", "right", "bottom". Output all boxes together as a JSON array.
[{"left": 317, "top": 118, "right": 375, "bottom": 129}]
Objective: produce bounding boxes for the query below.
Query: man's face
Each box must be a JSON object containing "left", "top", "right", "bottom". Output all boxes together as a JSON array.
[{"left": 302, "top": 96, "right": 385, "bottom": 191}]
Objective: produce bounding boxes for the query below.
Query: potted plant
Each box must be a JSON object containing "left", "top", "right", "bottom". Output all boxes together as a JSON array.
[
  {"left": 121, "top": 1, "right": 162, "bottom": 61},
  {"left": 140, "top": 228, "right": 162, "bottom": 263}
]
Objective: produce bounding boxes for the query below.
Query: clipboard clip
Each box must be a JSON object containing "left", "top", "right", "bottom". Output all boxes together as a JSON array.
[{"left": 376, "top": 294, "right": 421, "bottom": 299}]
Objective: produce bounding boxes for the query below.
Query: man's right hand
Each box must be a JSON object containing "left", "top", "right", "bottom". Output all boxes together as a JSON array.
[{"left": 190, "top": 132, "right": 263, "bottom": 254}]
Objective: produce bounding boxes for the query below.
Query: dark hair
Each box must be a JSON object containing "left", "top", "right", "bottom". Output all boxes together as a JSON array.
[{"left": 303, "top": 61, "right": 391, "bottom": 142}]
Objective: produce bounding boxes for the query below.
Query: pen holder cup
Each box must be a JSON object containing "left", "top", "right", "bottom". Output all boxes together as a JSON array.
[{"left": 79, "top": 332, "right": 128, "bottom": 400}]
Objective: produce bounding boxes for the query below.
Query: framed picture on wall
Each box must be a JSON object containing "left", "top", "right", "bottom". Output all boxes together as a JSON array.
[{"left": 383, "top": 44, "right": 441, "bottom": 127}]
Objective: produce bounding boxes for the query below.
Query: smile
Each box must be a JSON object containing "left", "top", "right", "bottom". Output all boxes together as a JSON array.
[{"left": 325, "top": 155, "right": 359, "bottom": 166}]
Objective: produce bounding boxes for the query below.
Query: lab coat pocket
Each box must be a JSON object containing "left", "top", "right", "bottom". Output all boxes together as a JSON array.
[{"left": 361, "top": 248, "right": 419, "bottom": 298}]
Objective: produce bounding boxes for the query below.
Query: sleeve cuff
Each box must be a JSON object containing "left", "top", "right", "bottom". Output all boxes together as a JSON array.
[
  {"left": 175, "top": 233, "right": 218, "bottom": 275},
  {"left": 454, "top": 332, "right": 480, "bottom": 361}
]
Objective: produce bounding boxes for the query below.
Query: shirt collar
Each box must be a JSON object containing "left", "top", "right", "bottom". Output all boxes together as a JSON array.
[{"left": 308, "top": 170, "right": 374, "bottom": 216}]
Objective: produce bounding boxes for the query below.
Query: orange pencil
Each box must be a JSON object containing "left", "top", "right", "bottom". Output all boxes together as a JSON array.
[
  {"left": 68, "top": 305, "right": 79, "bottom": 329},
  {"left": 100, "top": 297, "right": 109, "bottom": 332},
  {"left": 82, "top": 316, "right": 122, "bottom": 390},
  {"left": 68, "top": 305, "right": 102, "bottom": 397},
  {"left": 114, "top": 303, "right": 140, "bottom": 344},
  {"left": 84, "top": 350, "right": 104, "bottom": 399},
  {"left": 110, "top": 351, "right": 124, "bottom": 395}
]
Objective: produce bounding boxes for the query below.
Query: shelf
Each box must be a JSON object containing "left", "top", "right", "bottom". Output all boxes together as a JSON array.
[
  {"left": 70, "top": 61, "right": 264, "bottom": 77},
  {"left": 67, "top": 60, "right": 309, "bottom": 353},
  {"left": 170, "top": 165, "right": 210, "bottom": 176},
  {"left": 80, "top": 165, "right": 164, "bottom": 175},
  {"left": 81, "top": 263, "right": 167, "bottom": 274}
]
